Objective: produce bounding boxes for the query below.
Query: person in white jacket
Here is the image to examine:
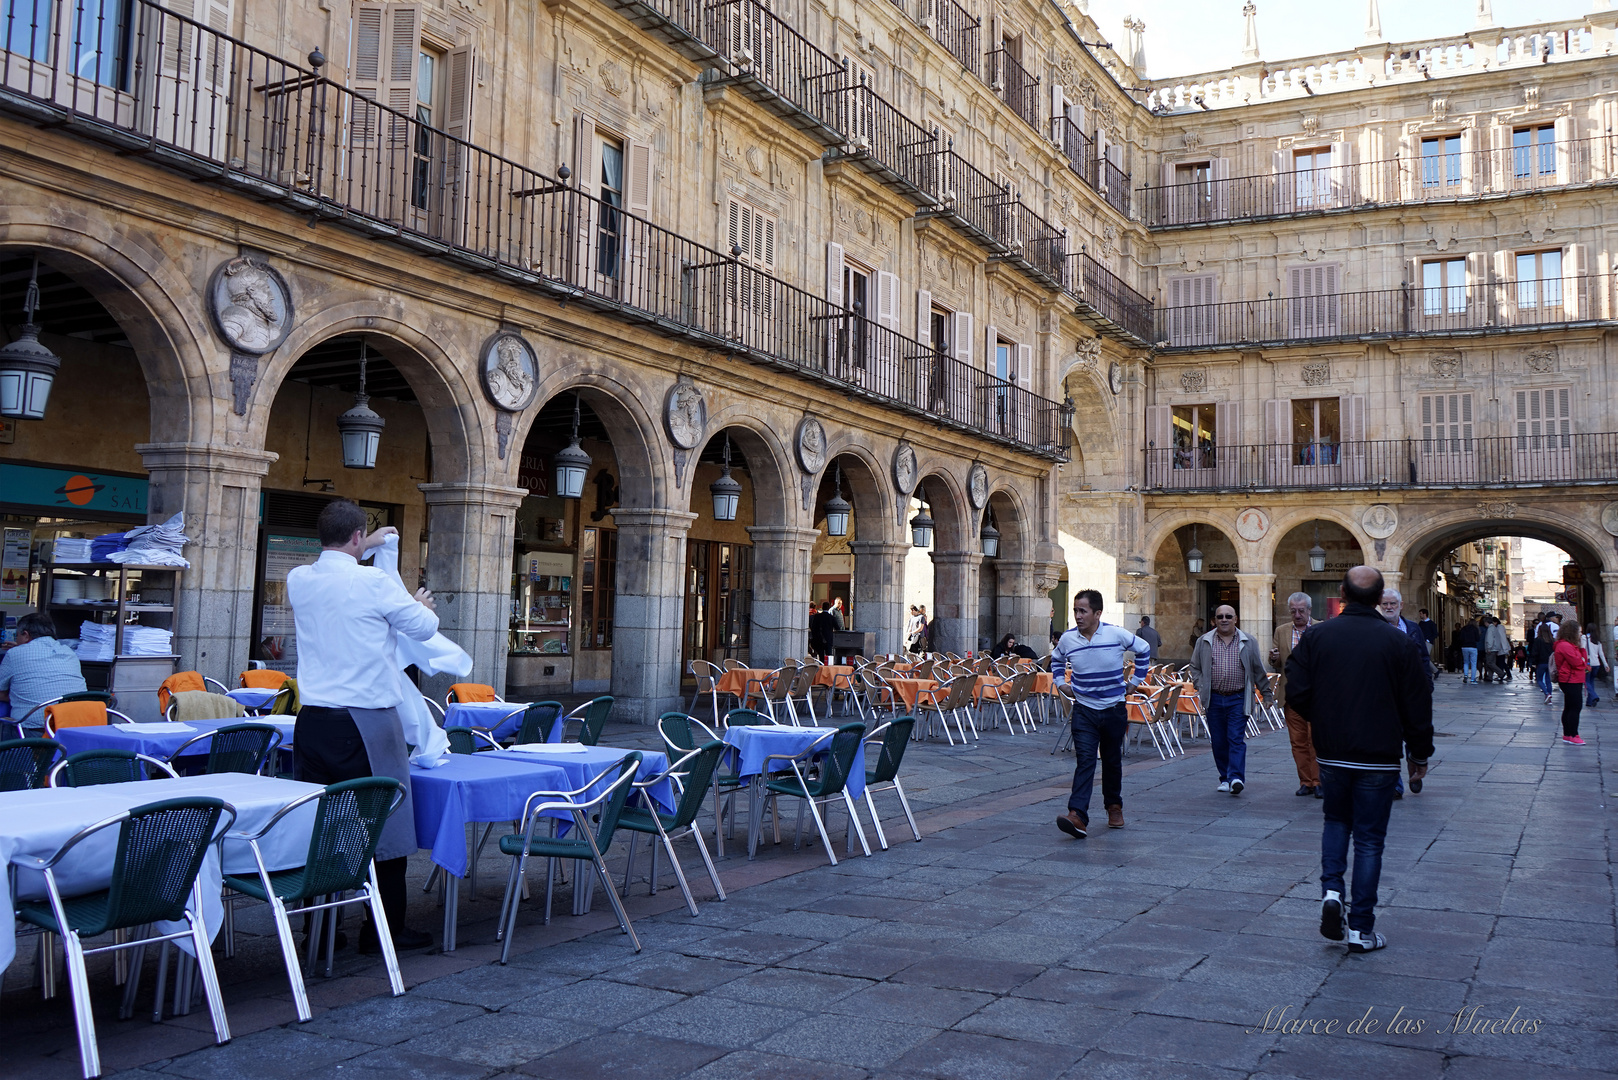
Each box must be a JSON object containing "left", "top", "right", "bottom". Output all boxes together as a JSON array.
[
  {"left": 1583, "top": 623, "right": 1606, "bottom": 707},
  {"left": 1483, "top": 618, "right": 1511, "bottom": 684}
]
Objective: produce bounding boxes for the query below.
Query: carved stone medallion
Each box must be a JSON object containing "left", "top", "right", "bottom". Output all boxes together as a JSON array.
[
  {"left": 1108, "top": 361, "right": 1123, "bottom": 395},
  {"left": 1073, "top": 336, "right": 1101, "bottom": 372},
  {"left": 1301, "top": 360, "right": 1330, "bottom": 386},
  {"left": 1476, "top": 500, "right": 1519, "bottom": 519},
  {"left": 795, "top": 416, "right": 828, "bottom": 474},
  {"left": 1179, "top": 368, "right": 1206, "bottom": 394},
  {"left": 1430, "top": 350, "right": 1461, "bottom": 378},
  {"left": 893, "top": 442, "right": 918, "bottom": 496},
  {"left": 1362, "top": 503, "right": 1398, "bottom": 539},
  {"left": 208, "top": 256, "right": 292, "bottom": 356},
  {"left": 663, "top": 380, "right": 706, "bottom": 450},
  {"left": 1602, "top": 503, "right": 1618, "bottom": 537},
  {"left": 478, "top": 331, "right": 539, "bottom": 413},
  {"left": 1524, "top": 347, "right": 1557, "bottom": 374},
  {"left": 1235, "top": 507, "right": 1270, "bottom": 542},
  {"left": 968, "top": 463, "right": 989, "bottom": 510}
]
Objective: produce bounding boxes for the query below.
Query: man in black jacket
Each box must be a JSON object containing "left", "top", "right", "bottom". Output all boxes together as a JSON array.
[
  {"left": 1286, "top": 566, "right": 1434, "bottom": 953},
  {"left": 808, "top": 601, "right": 839, "bottom": 660}
]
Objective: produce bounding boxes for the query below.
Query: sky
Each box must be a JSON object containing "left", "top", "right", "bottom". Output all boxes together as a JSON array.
[
  {"left": 1516, "top": 537, "right": 1573, "bottom": 583},
  {"left": 1084, "top": 0, "right": 1597, "bottom": 79}
]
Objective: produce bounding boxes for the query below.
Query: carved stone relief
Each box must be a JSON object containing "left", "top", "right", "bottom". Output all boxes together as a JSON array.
[
  {"left": 1431, "top": 350, "right": 1461, "bottom": 378},
  {"left": 1477, "top": 500, "right": 1520, "bottom": 519},
  {"left": 1524, "top": 347, "right": 1557, "bottom": 374},
  {"left": 1301, "top": 360, "right": 1330, "bottom": 386},
  {"left": 1362, "top": 504, "right": 1398, "bottom": 539},
  {"left": 1179, "top": 368, "right": 1207, "bottom": 394},
  {"left": 1073, "top": 336, "right": 1102, "bottom": 372}
]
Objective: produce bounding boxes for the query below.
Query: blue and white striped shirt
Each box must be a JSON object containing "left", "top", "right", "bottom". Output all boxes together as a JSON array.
[{"left": 1051, "top": 623, "right": 1153, "bottom": 709}]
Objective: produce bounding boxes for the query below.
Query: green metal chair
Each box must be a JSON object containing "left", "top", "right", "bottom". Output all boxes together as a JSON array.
[
  {"left": 618, "top": 741, "right": 729, "bottom": 915},
  {"left": 512, "top": 700, "right": 563, "bottom": 745},
  {"left": 168, "top": 723, "right": 283, "bottom": 775},
  {"left": 861, "top": 717, "right": 922, "bottom": 849},
  {"left": 221, "top": 777, "right": 406, "bottom": 1022},
  {"left": 495, "top": 751, "right": 642, "bottom": 962},
  {"left": 560, "top": 695, "right": 614, "bottom": 745},
  {"left": 50, "top": 750, "right": 179, "bottom": 787},
  {"left": 659, "top": 712, "right": 744, "bottom": 856},
  {"left": 0, "top": 737, "right": 63, "bottom": 791},
  {"left": 445, "top": 726, "right": 502, "bottom": 754},
  {"left": 15, "top": 797, "right": 237, "bottom": 1079},
  {"left": 762, "top": 722, "right": 870, "bottom": 865},
  {"left": 724, "top": 707, "right": 779, "bottom": 728}
]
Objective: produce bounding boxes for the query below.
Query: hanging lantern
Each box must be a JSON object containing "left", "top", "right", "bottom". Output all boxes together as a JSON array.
[
  {"left": 0, "top": 256, "right": 62, "bottom": 420},
  {"left": 710, "top": 432, "right": 742, "bottom": 521},
  {"left": 909, "top": 487, "right": 934, "bottom": 549},
  {"left": 824, "top": 461, "right": 851, "bottom": 537},
  {"left": 336, "top": 341, "right": 385, "bottom": 469},
  {"left": 980, "top": 512, "right": 1000, "bottom": 558},
  {"left": 1186, "top": 523, "right": 1204, "bottom": 575},
  {"left": 554, "top": 391, "right": 592, "bottom": 499},
  {"left": 1307, "top": 524, "right": 1327, "bottom": 574}
]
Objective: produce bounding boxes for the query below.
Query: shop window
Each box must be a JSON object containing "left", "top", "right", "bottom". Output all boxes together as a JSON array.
[
  {"left": 1515, "top": 250, "right": 1562, "bottom": 309},
  {"left": 1421, "top": 258, "right": 1467, "bottom": 316},
  {"left": 579, "top": 526, "right": 616, "bottom": 650},
  {"left": 1512, "top": 124, "right": 1556, "bottom": 180},
  {"left": 1291, "top": 397, "right": 1340, "bottom": 465},
  {"left": 1171, "top": 403, "right": 1217, "bottom": 469},
  {"left": 1420, "top": 134, "right": 1461, "bottom": 188}
]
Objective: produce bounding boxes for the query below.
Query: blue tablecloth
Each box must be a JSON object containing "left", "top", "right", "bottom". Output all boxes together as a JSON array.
[
  {"left": 410, "top": 754, "right": 571, "bottom": 878},
  {"left": 54, "top": 717, "right": 296, "bottom": 760},
  {"left": 443, "top": 701, "right": 545, "bottom": 741},
  {"left": 723, "top": 725, "right": 866, "bottom": 799},
  {"left": 227, "top": 688, "right": 280, "bottom": 711}
]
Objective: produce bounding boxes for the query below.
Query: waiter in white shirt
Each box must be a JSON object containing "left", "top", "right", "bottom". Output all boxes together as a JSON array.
[{"left": 287, "top": 499, "right": 439, "bottom": 952}]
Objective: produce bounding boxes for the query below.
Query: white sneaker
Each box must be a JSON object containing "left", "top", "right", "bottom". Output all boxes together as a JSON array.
[
  {"left": 1229, "top": 779, "right": 1244, "bottom": 795},
  {"left": 1217, "top": 780, "right": 1231, "bottom": 792},
  {"left": 1319, "top": 891, "right": 1344, "bottom": 941},
  {"left": 1346, "top": 928, "right": 1387, "bottom": 952}
]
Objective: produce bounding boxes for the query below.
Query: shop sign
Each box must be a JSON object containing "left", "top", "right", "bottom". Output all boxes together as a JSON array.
[
  {"left": 518, "top": 452, "right": 549, "bottom": 496},
  {"left": 0, "top": 463, "right": 147, "bottom": 515}
]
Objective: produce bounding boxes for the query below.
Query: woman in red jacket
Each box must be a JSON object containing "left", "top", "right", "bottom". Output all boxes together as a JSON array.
[{"left": 1553, "top": 619, "right": 1589, "bottom": 744}]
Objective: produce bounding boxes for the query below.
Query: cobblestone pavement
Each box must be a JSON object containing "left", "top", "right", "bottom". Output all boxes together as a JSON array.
[{"left": 5, "top": 676, "right": 1615, "bottom": 1080}]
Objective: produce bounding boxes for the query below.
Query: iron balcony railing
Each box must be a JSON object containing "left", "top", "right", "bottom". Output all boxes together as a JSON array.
[
  {"left": 1100, "top": 156, "right": 1131, "bottom": 217},
  {"left": 1143, "top": 432, "right": 1618, "bottom": 492},
  {"left": 923, "top": 0, "right": 980, "bottom": 77},
  {"left": 1004, "top": 200, "right": 1065, "bottom": 287},
  {"left": 1068, "top": 253, "right": 1155, "bottom": 343},
  {"left": 824, "top": 77, "right": 938, "bottom": 203},
  {"left": 1140, "top": 134, "right": 1618, "bottom": 228},
  {"left": 1155, "top": 276, "right": 1610, "bottom": 349},
  {"left": 706, "top": 0, "right": 846, "bottom": 140},
  {"left": 929, "top": 145, "right": 1016, "bottom": 251},
  {"left": 0, "top": 0, "right": 1067, "bottom": 459},
  {"left": 1056, "top": 114, "right": 1097, "bottom": 188},
  {"left": 984, "top": 48, "right": 1039, "bottom": 132}
]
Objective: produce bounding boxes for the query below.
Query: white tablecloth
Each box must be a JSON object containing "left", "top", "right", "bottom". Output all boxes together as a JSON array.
[{"left": 1, "top": 774, "right": 323, "bottom": 972}]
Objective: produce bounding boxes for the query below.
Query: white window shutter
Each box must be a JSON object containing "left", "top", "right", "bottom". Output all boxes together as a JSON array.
[
  {"left": 826, "top": 242, "right": 844, "bottom": 308},
  {"left": 1459, "top": 126, "right": 1478, "bottom": 193},
  {"left": 1562, "top": 242, "right": 1587, "bottom": 319},
  {"left": 1211, "top": 158, "right": 1230, "bottom": 216},
  {"left": 1555, "top": 386, "right": 1571, "bottom": 442},
  {"left": 1419, "top": 393, "right": 1435, "bottom": 443},
  {"left": 444, "top": 45, "right": 473, "bottom": 142},
  {"left": 384, "top": 3, "right": 420, "bottom": 144},
  {"left": 985, "top": 324, "right": 998, "bottom": 374},
  {"left": 625, "top": 140, "right": 652, "bottom": 218},
  {"left": 1215, "top": 401, "right": 1241, "bottom": 447},
  {"left": 1554, "top": 115, "right": 1576, "bottom": 184},
  {"left": 573, "top": 114, "right": 598, "bottom": 195},
  {"left": 1146, "top": 405, "right": 1171, "bottom": 448},
  {"left": 915, "top": 290, "right": 932, "bottom": 347},
  {"left": 350, "top": 2, "right": 387, "bottom": 145},
  {"left": 1263, "top": 398, "right": 1290, "bottom": 444},
  {"left": 161, "top": 0, "right": 195, "bottom": 76},
  {"left": 1050, "top": 84, "right": 1064, "bottom": 141},
  {"left": 1016, "top": 343, "right": 1033, "bottom": 390},
  {"left": 759, "top": 214, "right": 775, "bottom": 269},
  {"left": 876, "top": 271, "right": 900, "bottom": 331},
  {"left": 953, "top": 311, "right": 973, "bottom": 365},
  {"left": 1328, "top": 140, "right": 1351, "bottom": 204},
  {"left": 1460, "top": 392, "right": 1474, "bottom": 442},
  {"left": 1342, "top": 394, "right": 1365, "bottom": 442}
]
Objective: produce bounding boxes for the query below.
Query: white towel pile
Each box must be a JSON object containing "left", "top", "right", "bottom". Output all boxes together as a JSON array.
[
  {"left": 76, "top": 621, "right": 175, "bottom": 660},
  {"left": 52, "top": 538, "right": 93, "bottom": 563},
  {"left": 107, "top": 512, "right": 191, "bottom": 569}
]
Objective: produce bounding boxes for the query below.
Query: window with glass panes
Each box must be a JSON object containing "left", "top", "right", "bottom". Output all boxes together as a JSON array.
[
  {"left": 410, "top": 48, "right": 439, "bottom": 211},
  {"left": 1420, "top": 135, "right": 1461, "bottom": 188},
  {"left": 1515, "top": 250, "right": 1563, "bottom": 309},
  {"left": 579, "top": 527, "right": 617, "bottom": 650},
  {"left": 596, "top": 135, "right": 625, "bottom": 277},
  {"left": 1293, "top": 148, "right": 1330, "bottom": 206},
  {"left": 1292, "top": 398, "right": 1341, "bottom": 465},
  {"left": 1171, "top": 404, "right": 1217, "bottom": 469},
  {"left": 1512, "top": 125, "right": 1556, "bottom": 180},
  {"left": 1421, "top": 258, "right": 1467, "bottom": 316}
]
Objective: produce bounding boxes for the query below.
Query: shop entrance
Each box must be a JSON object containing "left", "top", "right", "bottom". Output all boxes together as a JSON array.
[
  {"left": 683, "top": 540, "right": 753, "bottom": 668},
  {"left": 1203, "top": 579, "right": 1240, "bottom": 626}
]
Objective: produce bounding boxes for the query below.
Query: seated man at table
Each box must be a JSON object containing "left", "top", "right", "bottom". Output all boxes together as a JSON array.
[{"left": 0, "top": 611, "right": 88, "bottom": 732}]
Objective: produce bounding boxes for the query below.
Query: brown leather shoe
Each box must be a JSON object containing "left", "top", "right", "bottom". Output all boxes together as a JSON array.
[
  {"left": 1056, "top": 811, "right": 1087, "bottom": 838},
  {"left": 1106, "top": 805, "right": 1125, "bottom": 828}
]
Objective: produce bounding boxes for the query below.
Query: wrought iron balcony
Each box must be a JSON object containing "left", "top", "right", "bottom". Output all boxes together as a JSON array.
[
  {"left": 1056, "top": 115, "right": 1097, "bottom": 189},
  {"left": 921, "top": 0, "right": 981, "bottom": 78},
  {"left": 1068, "top": 253, "right": 1155, "bottom": 344},
  {"left": 823, "top": 78, "right": 938, "bottom": 205},
  {"left": 923, "top": 146, "right": 1017, "bottom": 252},
  {"left": 0, "top": 0, "right": 1069, "bottom": 460},
  {"left": 1155, "top": 276, "right": 1611, "bottom": 350},
  {"left": 705, "top": 0, "right": 846, "bottom": 143},
  {"left": 999, "top": 201, "right": 1066, "bottom": 290},
  {"left": 1140, "top": 135, "right": 1618, "bottom": 228},
  {"left": 1143, "top": 432, "right": 1618, "bottom": 493},
  {"left": 985, "top": 48, "right": 1039, "bottom": 132},
  {"left": 1100, "top": 156, "right": 1131, "bottom": 217}
]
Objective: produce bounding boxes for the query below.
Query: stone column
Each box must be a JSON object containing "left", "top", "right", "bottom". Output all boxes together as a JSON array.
[
  {"left": 1235, "top": 572, "right": 1276, "bottom": 652},
  {"left": 930, "top": 550, "right": 982, "bottom": 655},
  {"left": 611, "top": 508, "right": 698, "bottom": 724},
  {"left": 137, "top": 443, "right": 278, "bottom": 683},
  {"left": 993, "top": 559, "right": 1048, "bottom": 650},
  {"left": 1601, "top": 572, "right": 1618, "bottom": 655},
  {"left": 418, "top": 481, "right": 526, "bottom": 699},
  {"left": 847, "top": 540, "right": 908, "bottom": 656},
  {"left": 747, "top": 525, "right": 820, "bottom": 667}
]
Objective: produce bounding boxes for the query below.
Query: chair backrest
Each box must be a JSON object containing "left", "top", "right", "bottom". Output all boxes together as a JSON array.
[
  {"left": 765, "top": 669, "right": 794, "bottom": 698},
  {"left": 240, "top": 669, "right": 290, "bottom": 689},
  {"left": 447, "top": 682, "right": 499, "bottom": 704},
  {"left": 268, "top": 677, "right": 301, "bottom": 715},
  {"left": 157, "top": 671, "right": 207, "bottom": 714},
  {"left": 866, "top": 717, "right": 915, "bottom": 784},
  {"left": 724, "top": 707, "right": 769, "bottom": 728},
  {"left": 0, "top": 737, "right": 63, "bottom": 792},
  {"left": 662, "top": 741, "right": 727, "bottom": 830},
  {"left": 594, "top": 751, "right": 643, "bottom": 848},
  {"left": 721, "top": 658, "right": 746, "bottom": 671},
  {"left": 446, "top": 727, "right": 480, "bottom": 755},
  {"left": 515, "top": 701, "right": 563, "bottom": 745},
  {"left": 788, "top": 667, "right": 815, "bottom": 697},
  {"left": 573, "top": 696, "right": 614, "bottom": 746},
  {"left": 44, "top": 700, "right": 108, "bottom": 735},
  {"left": 690, "top": 660, "right": 722, "bottom": 687},
  {"left": 53, "top": 749, "right": 175, "bottom": 787},
  {"left": 203, "top": 724, "right": 281, "bottom": 774},
  {"left": 291, "top": 777, "right": 405, "bottom": 900},
  {"left": 1158, "top": 683, "right": 1183, "bottom": 723},
  {"left": 100, "top": 797, "right": 230, "bottom": 931},
  {"left": 812, "top": 723, "right": 867, "bottom": 797},
  {"left": 658, "top": 712, "right": 714, "bottom": 753}
]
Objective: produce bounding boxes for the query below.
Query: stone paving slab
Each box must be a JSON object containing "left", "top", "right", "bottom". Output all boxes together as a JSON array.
[{"left": 2, "top": 675, "right": 1614, "bottom": 1079}]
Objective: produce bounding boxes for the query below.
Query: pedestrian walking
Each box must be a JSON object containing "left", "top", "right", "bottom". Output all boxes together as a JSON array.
[
  {"left": 1484, "top": 617, "right": 1511, "bottom": 683},
  {"left": 1554, "top": 620, "right": 1588, "bottom": 744},
  {"left": 1583, "top": 623, "right": 1605, "bottom": 707},
  {"left": 1188, "top": 618, "right": 1204, "bottom": 656},
  {"left": 1530, "top": 622, "right": 1556, "bottom": 703},
  {"left": 1286, "top": 566, "right": 1433, "bottom": 954},
  {"left": 287, "top": 499, "right": 439, "bottom": 953},
  {"left": 1417, "top": 608, "right": 1439, "bottom": 674},
  {"left": 809, "top": 600, "right": 838, "bottom": 660},
  {"left": 1050, "top": 589, "right": 1153, "bottom": 837},
  {"left": 1457, "top": 618, "right": 1480, "bottom": 683},
  {"left": 1376, "top": 589, "right": 1432, "bottom": 800},
  {"left": 1271, "top": 593, "right": 1321, "bottom": 798},
  {"left": 1190, "top": 605, "right": 1274, "bottom": 796},
  {"left": 1135, "top": 616, "right": 1163, "bottom": 659}
]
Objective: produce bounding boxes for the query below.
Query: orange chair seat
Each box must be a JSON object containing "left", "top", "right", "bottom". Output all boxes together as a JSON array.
[
  {"left": 158, "top": 671, "right": 207, "bottom": 714},
  {"left": 241, "top": 669, "right": 291, "bottom": 689}
]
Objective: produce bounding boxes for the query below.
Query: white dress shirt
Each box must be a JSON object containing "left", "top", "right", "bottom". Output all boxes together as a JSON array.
[{"left": 286, "top": 549, "right": 439, "bottom": 709}]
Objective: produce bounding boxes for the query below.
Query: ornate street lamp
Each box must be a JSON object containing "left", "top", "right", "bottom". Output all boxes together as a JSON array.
[
  {"left": 824, "top": 461, "right": 851, "bottom": 537},
  {"left": 1308, "top": 524, "right": 1327, "bottom": 574},
  {"left": 0, "top": 256, "right": 62, "bottom": 420},
  {"left": 336, "top": 340, "right": 385, "bottom": 469},
  {"left": 980, "top": 511, "right": 1000, "bottom": 558},
  {"left": 710, "top": 432, "right": 742, "bottom": 521},
  {"left": 910, "top": 487, "right": 934, "bottom": 549},
  {"left": 553, "top": 391, "right": 592, "bottom": 499},
  {"left": 1186, "top": 523, "right": 1204, "bottom": 575}
]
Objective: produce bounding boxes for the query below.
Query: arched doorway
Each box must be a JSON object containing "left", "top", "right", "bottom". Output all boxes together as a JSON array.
[
  {"left": 810, "top": 450, "right": 896, "bottom": 658},
  {"left": 1151, "top": 521, "right": 1242, "bottom": 662},
  {"left": 683, "top": 428, "right": 761, "bottom": 673},
  {"left": 904, "top": 470, "right": 970, "bottom": 655},
  {"left": 978, "top": 487, "right": 1034, "bottom": 652},
  {"left": 1269, "top": 518, "right": 1366, "bottom": 624}
]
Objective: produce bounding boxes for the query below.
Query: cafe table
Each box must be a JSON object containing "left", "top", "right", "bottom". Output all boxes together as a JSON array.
[
  {"left": 721, "top": 725, "right": 866, "bottom": 859},
  {"left": 714, "top": 667, "right": 775, "bottom": 703},
  {"left": 226, "top": 687, "right": 281, "bottom": 713},
  {"left": 442, "top": 700, "right": 539, "bottom": 741},
  {"left": 0, "top": 773, "right": 322, "bottom": 974},
  {"left": 53, "top": 717, "right": 297, "bottom": 761}
]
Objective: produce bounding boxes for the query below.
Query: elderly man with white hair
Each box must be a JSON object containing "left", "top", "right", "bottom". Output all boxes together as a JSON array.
[{"left": 1376, "top": 587, "right": 1433, "bottom": 800}]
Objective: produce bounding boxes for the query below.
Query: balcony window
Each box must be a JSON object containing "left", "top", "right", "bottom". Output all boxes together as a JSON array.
[
  {"left": 1512, "top": 125, "right": 1556, "bottom": 180},
  {"left": 596, "top": 135, "right": 624, "bottom": 277},
  {"left": 1171, "top": 404, "right": 1217, "bottom": 469},
  {"left": 410, "top": 48, "right": 438, "bottom": 212},
  {"left": 1420, "top": 135, "right": 1461, "bottom": 188},
  {"left": 1292, "top": 397, "right": 1340, "bottom": 466},
  {"left": 3, "top": 0, "right": 52, "bottom": 61},
  {"left": 1421, "top": 258, "right": 1466, "bottom": 316},
  {"left": 1515, "top": 250, "right": 1562, "bottom": 309},
  {"left": 1419, "top": 392, "right": 1472, "bottom": 452},
  {"left": 1293, "top": 148, "right": 1330, "bottom": 208}
]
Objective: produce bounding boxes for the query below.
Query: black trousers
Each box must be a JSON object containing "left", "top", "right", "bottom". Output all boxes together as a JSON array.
[{"left": 293, "top": 705, "right": 410, "bottom": 931}]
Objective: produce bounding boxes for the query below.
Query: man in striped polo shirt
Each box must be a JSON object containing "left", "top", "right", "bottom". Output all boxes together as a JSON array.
[{"left": 1050, "top": 589, "right": 1154, "bottom": 837}]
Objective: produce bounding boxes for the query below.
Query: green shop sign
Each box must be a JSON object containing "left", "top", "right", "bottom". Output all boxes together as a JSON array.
[{"left": 0, "top": 463, "right": 149, "bottom": 515}]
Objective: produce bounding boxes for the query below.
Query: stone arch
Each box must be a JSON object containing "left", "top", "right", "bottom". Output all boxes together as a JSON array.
[
  {"left": 910, "top": 461, "right": 969, "bottom": 551},
  {"left": 1061, "top": 364, "right": 1119, "bottom": 460},
  {"left": 1141, "top": 508, "right": 1255, "bottom": 573},
  {"left": 697, "top": 403, "right": 798, "bottom": 529},
  {"left": 983, "top": 483, "right": 1034, "bottom": 564},
  {"left": 513, "top": 367, "right": 671, "bottom": 510},
  {"left": 1258, "top": 505, "right": 1375, "bottom": 570},
  {"left": 817, "top": 441, "right": 895, "bottom": 544}
]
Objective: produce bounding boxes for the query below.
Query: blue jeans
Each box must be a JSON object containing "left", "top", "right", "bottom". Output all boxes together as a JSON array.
[
  {"left": 1460, "top": 647, "right": 1477, "bottom": 680},
  {"left": 1319, "top": 765, "right": 1398, "bottom": 933},
  {"left": 1205, "top": 691, "right": 1247, "bottom": 783},
  {"left": 1068, "top": 701, "right": 1126, "bottom": 823},
  {"left": 1535, "top": 662, "right": 1552, "bottom": 695}
]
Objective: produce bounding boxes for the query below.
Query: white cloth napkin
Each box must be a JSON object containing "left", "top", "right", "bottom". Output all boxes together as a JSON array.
[{"left": 369, "top": 534, "right": 470, "bottom": 768}]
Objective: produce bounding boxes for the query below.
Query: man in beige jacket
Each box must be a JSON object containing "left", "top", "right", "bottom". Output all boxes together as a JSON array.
[{"left": 1270, "top": 591, "right": 1321, "bottom": 798}]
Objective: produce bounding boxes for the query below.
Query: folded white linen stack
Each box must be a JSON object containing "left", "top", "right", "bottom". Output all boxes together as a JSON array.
[
  {"left": 76, "top": 621, "right": 174, "bottom": 659},
  {"left": 107, "top": 512, "right": 191, "bottom": 569},
  {"left": 52, "top": 538, "right": 93, "bottom": 562}
]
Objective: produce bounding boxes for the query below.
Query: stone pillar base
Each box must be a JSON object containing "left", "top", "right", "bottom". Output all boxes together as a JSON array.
[
  {"left": 931, "top": 550, "right": 983, "bottom": 656},
  {"left": 748, "top": 526, "right": 820, "bottom": 667}
]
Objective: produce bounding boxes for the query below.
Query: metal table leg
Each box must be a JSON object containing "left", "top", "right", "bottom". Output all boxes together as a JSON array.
[{"left": 441, "top": 868, "right": 460, "bottom": 952}]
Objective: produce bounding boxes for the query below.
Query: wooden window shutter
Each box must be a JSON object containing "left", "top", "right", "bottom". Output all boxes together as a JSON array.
[
  {"left": 915, "top": 290, "right": 932, "bottom": 347},
  {"left": 1419, "top": 393, "right": 1435, "bottom": 443},
  {"left": 350, "top": 2, "right": 387, "bottom": 145},
  {"left": 1554, "top": 386, "right": 1571, "bottom": 441},
  {"left": 758, "top": 214, "right": 775, "bottom": 269},
  {"left": 1049, "top": 84, "right": 1064, "bottom": 141},
  {"left": 1263, "top": 398, "right": 1290, "bottom": 443},
  {"left": 953, "top": 311, "right": 973, "bottom": 364},
  {"left": 384, "top": 3, "right": 420, "bottom": 147},
  {"left": 1562, "top": 242, "right": 1587, "bottom": 319},
  {"left": 1145, "top": 405, "right": 1171, "bottom": 449},
  {"left": 1341, "top": 394, "right": 1366, "bottom": 443},
  {"left": 625, "top": 140, "right": 652, "bottom": 218},
  {"left": 1554, "top": 115, "right": 1576, "bottom": 184},
  {"left": 984, "top": 323, "right": 998, "bottom": 373},
  {"left": 1215, "top": 401, "right": 1241, "bottom": 447},
  {"left": 162, "top": 0, "right": 195, "bottom": 74},
  {"left": 825, "top": 242, "right": 844, "bottom": 307},
  {"left": 573, "top": 114, "right": 599, "bottom": 195},
  {"left": 1016, "top": 343, "right": 1033, "bottom": 390},
  {"left": 443, "top": 45, "right": 473, "bottom": 142},
  {"left": 876, "top": 271, "right": 900, "bottom": 331}
]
